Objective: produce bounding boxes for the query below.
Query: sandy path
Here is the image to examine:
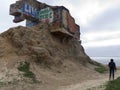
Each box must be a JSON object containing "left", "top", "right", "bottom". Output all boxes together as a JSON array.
[{"left": 59, "top": 70, "right": 120, "bottom": 90}]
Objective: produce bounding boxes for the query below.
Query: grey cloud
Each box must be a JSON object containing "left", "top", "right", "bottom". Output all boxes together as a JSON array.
[
  {"left": 84, "top": 45, "right": 120, "bottom": 57},
  {"left": 81, "top": 7, "right": 120, "bottom": 33},
  {"left": 91, "top": 7, "right": 120, "bottom": 29},
  {"left": 81, "top": 7, "right": 120, "bottom": 57},
  {"left": 38, "top": 0, "right": 56, "bottom": 5}
]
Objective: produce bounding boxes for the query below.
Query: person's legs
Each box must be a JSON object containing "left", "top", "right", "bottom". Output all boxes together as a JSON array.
[
  {"left": 112, "top": 70, "right": 115, "bottom": 80},
  {"left": 109, "top": 69, "right": 112, "bottom": 80}
]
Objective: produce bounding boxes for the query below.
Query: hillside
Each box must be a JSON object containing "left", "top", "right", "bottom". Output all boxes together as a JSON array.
[{"left": 0, "top": 24, "right": 99, "bottom": 90}]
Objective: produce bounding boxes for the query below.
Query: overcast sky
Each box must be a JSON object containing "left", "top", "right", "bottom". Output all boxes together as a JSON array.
[{"left": 0, "top": 0, "right": 120, "bottom": 57}]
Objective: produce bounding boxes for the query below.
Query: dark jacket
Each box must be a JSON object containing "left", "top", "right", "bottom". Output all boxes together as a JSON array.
[{"left": 108, "top": 61, "right": 116, "bottom": 70}]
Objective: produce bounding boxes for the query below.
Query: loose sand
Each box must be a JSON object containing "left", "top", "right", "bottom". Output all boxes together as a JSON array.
[{"left": 58, "top": 70, "right": 120, "bottom": 90}]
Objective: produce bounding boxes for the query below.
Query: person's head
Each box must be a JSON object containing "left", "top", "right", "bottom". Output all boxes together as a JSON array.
[{"left": 110, "top": 59, "right": 114, "bottom": 62}]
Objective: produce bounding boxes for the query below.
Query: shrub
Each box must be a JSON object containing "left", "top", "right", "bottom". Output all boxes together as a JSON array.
[{"left": 17, "top": 61, "right": 36, "bottom": 81}]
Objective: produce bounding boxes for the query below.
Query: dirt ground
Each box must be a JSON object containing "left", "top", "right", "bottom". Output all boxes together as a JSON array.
[
  {"left": 0, "top": 60, "right": 119, "bottom": 90},
  {"left": 58, "top": 69, "right": 120, "bottom": 90}
]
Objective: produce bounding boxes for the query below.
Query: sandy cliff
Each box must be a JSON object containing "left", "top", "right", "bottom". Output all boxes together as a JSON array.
[{"left": 0, "top": 24, "right": 99, "bottom": 90}]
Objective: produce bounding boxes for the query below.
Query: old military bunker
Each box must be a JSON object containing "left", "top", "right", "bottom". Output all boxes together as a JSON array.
[{"left": 10, "top": 0, "right": 80, "bottom": 40}]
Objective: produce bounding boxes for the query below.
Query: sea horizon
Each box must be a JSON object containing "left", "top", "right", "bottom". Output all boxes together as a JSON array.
[{"left": 90, "top": 56, "right": 120, "bottom": 66}]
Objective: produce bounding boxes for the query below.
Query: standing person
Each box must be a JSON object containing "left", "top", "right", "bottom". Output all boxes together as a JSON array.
[{"left": 108, "top": 59, "right": 116, "bottom": 80}]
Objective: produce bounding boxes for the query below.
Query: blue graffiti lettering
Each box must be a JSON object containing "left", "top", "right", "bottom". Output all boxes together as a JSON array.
[{"left": 21, "top": 3, "right": 38, "bottom": 19}]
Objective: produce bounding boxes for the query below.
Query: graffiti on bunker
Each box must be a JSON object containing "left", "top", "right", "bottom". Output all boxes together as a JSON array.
[
  {"left": 21, "top": 3, "right": 38, "bottom": 19},
  {"left": 26, "top": 20, "right": 38, "bottom": 27},
  {"left": 39, "top": 7, "right": 53, "bottom": 23},
  {"left": 10, "top": 0, "right": 80, "bottom": 40}
]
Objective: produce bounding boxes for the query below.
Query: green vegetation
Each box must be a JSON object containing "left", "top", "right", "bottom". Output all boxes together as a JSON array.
[
  {"left": 95, "top": 65, "right": 108, "bottom": 73},
  {"left": 89, "top": 59, "right": 108, "bottom": 73},
  {"left": 105, "top": 77, "right": 120, "bottom": 90},
  {"left": 17, "top": 61, "right": 36, "bottom": 81},
  {"left": 39, "top": 25, "right": 43, "bottom": 29},
  {"left": 94, "top": 63, "right": 108, "bottom": 73},
  {"left": 87, "top": 85, "right": 105, "bottom": 90}
]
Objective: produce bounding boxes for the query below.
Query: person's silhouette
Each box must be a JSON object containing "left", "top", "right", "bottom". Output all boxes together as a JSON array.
[{"left": 108, "top": 59, "right": 116, "bottom": 80}]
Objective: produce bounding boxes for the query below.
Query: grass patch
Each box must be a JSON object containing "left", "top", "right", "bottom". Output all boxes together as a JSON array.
[
  {"left": 89, "top": 60, "right": 108, "bottom": 73},
  {"left": 18, "top": 61, "right": 36, "bottom": 81},
  {"left": 87, "top": 85, "right": 105, "bottom": 90},
  {"left": 94, "top": 63, "right": 108, "bottom": 73},
  {"left": 105, "top": 77, "right": 120, "bottom": 90},
  {"left": 95, "top": 66, "right": 108, "bottom": 73}
]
